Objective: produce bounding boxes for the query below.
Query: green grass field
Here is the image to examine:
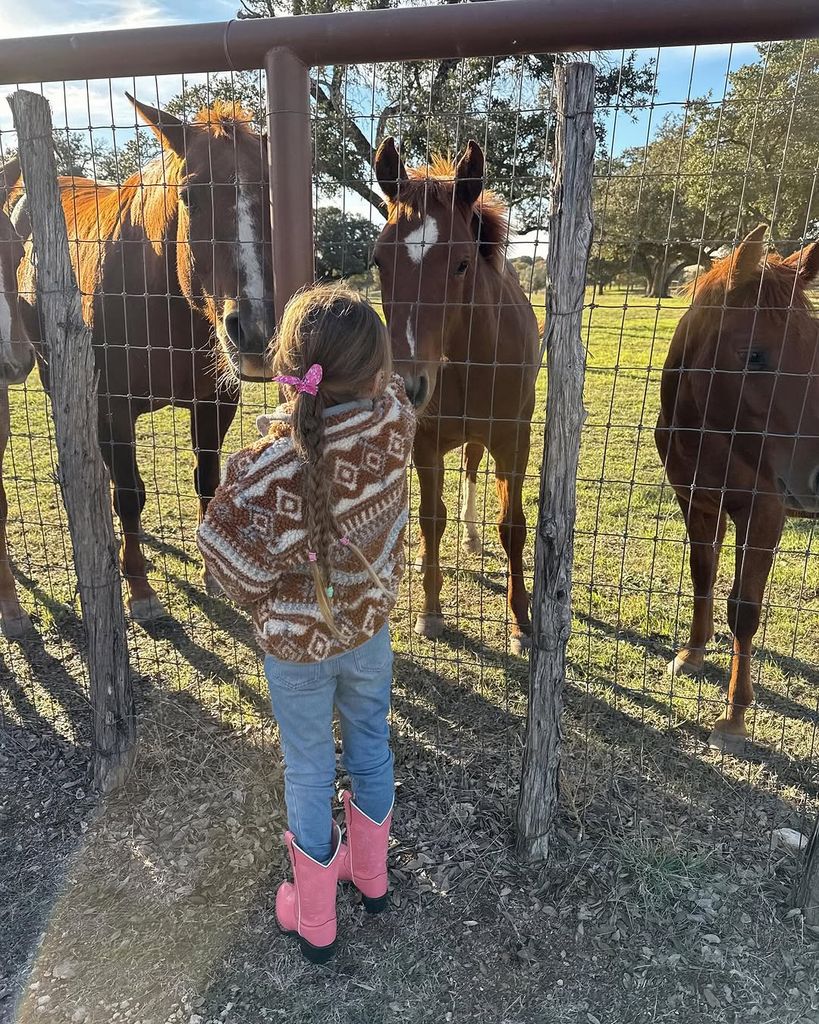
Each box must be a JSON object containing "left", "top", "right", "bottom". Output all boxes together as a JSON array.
[
  {"left": 3, "top": 285, "right": 818, "bottom": 804},
  {"left": 3, "top": 286, "right": 819, "bottom": 1022}
]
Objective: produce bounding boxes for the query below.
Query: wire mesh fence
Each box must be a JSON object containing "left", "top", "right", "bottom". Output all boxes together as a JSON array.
[{"left": 0, "top": 35, "right": 817, "bottom": 884}]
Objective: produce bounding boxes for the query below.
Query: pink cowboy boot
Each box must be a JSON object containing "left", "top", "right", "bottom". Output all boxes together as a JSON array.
[
  {"left": 275, "top": 824, "right": 342, "bottom": 964},
  {"left": 338, "top": 790, "right": 393, "bottom": 913}
]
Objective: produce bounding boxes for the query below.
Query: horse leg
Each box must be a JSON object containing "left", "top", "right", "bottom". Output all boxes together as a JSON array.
[
  {"left": 710, "top": 500, "right": 784, "bottom": 751},
  {"left": 99, "top": 408, "right": 166, "bottom": 622},
  {"left": 460, "top": 442, "right": 484, "bottom": 557},
  {"left": 414, "top": 435, "right": 446, "bottom": 639},
  {"left": 190, "top": 389, "right": 239, "bottom": 596},
  {"left": 669, "top": 496, "right": 727, "bottom": 676},
  {"left": 0, "top": 389, "right": 32, "bottom": 636},
  {"left": 493, "top": 434, "right": 531, "bottom": 655}
]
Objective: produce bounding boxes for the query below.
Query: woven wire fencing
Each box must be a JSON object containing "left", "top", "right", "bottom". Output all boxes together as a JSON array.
[{"left": 1, "top": 40, "right": 818, "bottom": 865}]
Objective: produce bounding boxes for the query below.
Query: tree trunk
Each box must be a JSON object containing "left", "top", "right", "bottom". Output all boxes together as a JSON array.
[
  {"left": 644, "top": 261, "right": 672, "bottom": 298},
  {"left": 515, "top": 62, "right": 595, "bottom": 863},
  {"left": 9, "top": 90, "right": 135, "bottom": 793}
]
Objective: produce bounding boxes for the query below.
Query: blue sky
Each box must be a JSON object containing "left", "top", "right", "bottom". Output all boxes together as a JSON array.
[{"left": 0, "top": 0, "right": 762, "bottom": 255}]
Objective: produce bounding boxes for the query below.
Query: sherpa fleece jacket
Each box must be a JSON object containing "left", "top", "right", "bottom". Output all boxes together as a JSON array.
[{"left": 196, "top": 375, "right": 416, "bottom": 663}]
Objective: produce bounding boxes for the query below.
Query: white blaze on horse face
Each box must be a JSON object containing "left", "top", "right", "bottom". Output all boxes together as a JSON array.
[
  {"left": 0, "top": 256, "right": 12, "bottom": 361},
  {"left": 404, "top": 214, "right": 439, "bottom": 266},
  {"left": 237, "top": 186, "right": 266, "bottom": 311},
  {"left": 406, "top": 315, "right": 416, "bottom": 358}
]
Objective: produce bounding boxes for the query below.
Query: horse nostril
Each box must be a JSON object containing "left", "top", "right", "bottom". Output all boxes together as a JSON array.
[
  {"left": 224, "top": 311, "right": 243, "bottom": 348},
  {"left": 403, "top": 373, "right": 429, "bottom": 410}
]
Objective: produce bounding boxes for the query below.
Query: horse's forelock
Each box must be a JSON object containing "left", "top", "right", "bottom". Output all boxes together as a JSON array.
[
  {"left": 688, "top": 251, "right": 813, "bottom": 313},
  {"left": 193, "top": 100, "right": 257, "bottom": 139},
  {"left": 385, "top": 157, "right": 509, "bottom": 268}
]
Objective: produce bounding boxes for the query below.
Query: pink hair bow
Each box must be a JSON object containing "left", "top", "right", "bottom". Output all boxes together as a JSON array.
[{"left": 273, "top": 363, "right": 323, "bottom": 396}]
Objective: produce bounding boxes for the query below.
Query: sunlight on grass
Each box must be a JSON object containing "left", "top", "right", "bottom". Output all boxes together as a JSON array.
[{"left": 2, "top": 286, "right": 817, "bottom": 825}]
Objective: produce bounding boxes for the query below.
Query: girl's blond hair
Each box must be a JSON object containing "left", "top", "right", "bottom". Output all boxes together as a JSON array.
[{"left": 272, "top": 285, "right": 392, "bottom": 639}]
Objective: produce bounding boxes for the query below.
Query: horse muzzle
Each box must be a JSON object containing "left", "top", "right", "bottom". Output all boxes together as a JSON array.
[
  {"left": 221, "top": 301, "right": 276, "bottom": 381},
  {"left": 0, "top": 344, "right": 35, "bottom": 386}
]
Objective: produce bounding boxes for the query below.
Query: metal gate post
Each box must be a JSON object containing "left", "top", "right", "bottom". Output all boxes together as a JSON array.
[{"left": 264, "top": 47, "right": 315, "bottom": 322}]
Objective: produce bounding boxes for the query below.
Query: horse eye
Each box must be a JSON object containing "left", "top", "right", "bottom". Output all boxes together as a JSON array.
[
  {"left": 454, "top": 259, "right": 470, "bottom": 276},
  {"left": 178, "top": 186, "right": 197, "bottom": 212},
  {"left": 741, "top": 348, "right": 767, "bottom": 370}
]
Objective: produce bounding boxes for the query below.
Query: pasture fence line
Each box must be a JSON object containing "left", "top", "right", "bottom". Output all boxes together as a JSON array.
[
  {"left": 8, "top": 90, "right": 134, "bottom": 793},
  {"left": 0, "top": 0, "right": 817, "bottom": 903},
  {"left": 516, "top": 61, "right": 595, "bottom": 862}
]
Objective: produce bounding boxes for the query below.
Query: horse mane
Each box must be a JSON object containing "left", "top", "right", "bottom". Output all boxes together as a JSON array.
[
  {"left": 61, "top": 101, "right": 259, "bottom": 317},
  {"left": 193, "top": 99, "right": 256, "bottom": 137},
  {"left": 387, "top": 155, "right": 509, "bottom": 269},
  {"left": 687, "top": 248, "right": 815, "bottom": 314}
]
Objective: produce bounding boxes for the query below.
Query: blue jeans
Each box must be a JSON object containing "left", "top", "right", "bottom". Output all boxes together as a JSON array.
[{"left": 264, "top": 624, "right": 394, "bottom": 863}]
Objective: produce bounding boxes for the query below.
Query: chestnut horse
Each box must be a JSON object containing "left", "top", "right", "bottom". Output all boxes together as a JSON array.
[
  {"left": 373, "top": 139, "right": 539, "bottom": 653},
  {"left": 656, "top": 226, "right": 819, "bottom": 750},
  {"left": 0, "top": 157, "right": 36, "bottom": 636},
  {"left": 15, "top": 97, "right": 274, "bottom": 621}
]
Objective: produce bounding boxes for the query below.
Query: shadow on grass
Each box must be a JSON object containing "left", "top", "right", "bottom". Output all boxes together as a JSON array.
[{"left": 137, "top": 616, "right": 270, "bottom": 718}]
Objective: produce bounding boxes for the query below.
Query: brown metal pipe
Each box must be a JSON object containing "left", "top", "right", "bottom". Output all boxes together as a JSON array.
[
  {"left": 0, "top": 0, "right": 817, "bottom": 85},
  {"left": 265, "top": 47, "right": 314, "bottom": 323}
]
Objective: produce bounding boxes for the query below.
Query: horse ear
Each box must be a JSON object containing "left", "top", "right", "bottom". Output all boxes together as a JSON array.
[
  {"left": 374, "top": 137, "right": 408, "bottom": 202},
  {"left": 126, "top": 92, "right": 186, "bottom": 158},
  {"left": 729, "top": 223, "right": 767, "bottom": 289},
  {"left": 0, "top": 155, "right": 21, "bottom": 205},
  {"left": 455, "top": 140, "right": 484, "bottom": 208},
  {"left": 783, "top": 241, "right": 819, "bottom": 286}
]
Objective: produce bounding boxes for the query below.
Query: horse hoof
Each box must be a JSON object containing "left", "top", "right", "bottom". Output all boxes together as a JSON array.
[
  {"left": 414, "top": 613, "right": 444, "bottom": 639},
  {"left": 708, "top": 725, "right": 748, "bottom": 754},
  {"left": 667, "top": 652, "right": 703, "bottom": 677},
  {"left": 511, "top": 632, "right": 531, "bottom": 657},
  {"left": 203, "top": 570, "right": 224, "bottom": 598},
  {"left": 0, "top": 607, "right": 34, "bottom": 638},
  {"left": 461, "top": 534, "right": 483, "bottom": 557},
  {"left": 129, "top": 594, "right": 168, "bottom": 622}
]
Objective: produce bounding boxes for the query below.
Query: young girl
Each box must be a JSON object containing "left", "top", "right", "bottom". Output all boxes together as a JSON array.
[{"left": 197, "top": 285, "right": 416, "bottom": 964}]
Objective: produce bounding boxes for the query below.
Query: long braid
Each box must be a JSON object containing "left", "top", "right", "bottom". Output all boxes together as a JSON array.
[
  {"left": 272, "top": 284, "right": 395, "bottom": 641},
  {"left": 293, "top": 390, "right": 346, "bottom": 640}
]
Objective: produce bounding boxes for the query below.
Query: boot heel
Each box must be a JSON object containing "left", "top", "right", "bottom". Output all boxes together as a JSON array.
[
  {"left": 362, "top": 892, "right": 388, "bottom": 914},
  {"left": 298, "top": 936, "right": 337, "bottom": 965}
]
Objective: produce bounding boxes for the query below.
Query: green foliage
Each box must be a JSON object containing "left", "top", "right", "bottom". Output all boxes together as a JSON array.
[
  {"left": 234, "top": 0, "right": 653, "bottom": 228},
  {"left": 679, "top": 39, "right": 819, "bottom": 250},
  {"left": 314, "top": 205, "right": 379, "bottom": 280}
]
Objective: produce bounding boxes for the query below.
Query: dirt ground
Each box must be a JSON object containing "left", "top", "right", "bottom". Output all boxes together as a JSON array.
[{"left": 2, "top": 665, "right": 818, "bottom": 1024}]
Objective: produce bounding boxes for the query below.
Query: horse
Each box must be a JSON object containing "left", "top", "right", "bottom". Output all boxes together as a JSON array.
[
  {"left": 373, "top": 138, "right": 539, "bottom": 654},
  {"left": 655, "top": 225, "right": 819, "bottom": 750},
  {"left": 15, "top": 96, "right": 275, "bottom": 621},
  {"left": 0, "top": 157, "right": 36, "bottom": 636}
]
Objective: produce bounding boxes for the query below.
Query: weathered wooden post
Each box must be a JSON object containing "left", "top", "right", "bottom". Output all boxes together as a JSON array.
[
  {"left": 798, "top": 817, "right": 819, "bottom": 928},
  {"left": 9, "top": 89, "right": 135, "bottom": 793},
  {"left": 516, "top": 63, "right": 595, "bottom": 861}
]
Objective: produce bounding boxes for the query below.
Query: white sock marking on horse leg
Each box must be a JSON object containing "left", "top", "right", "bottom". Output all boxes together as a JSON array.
[{"left": 461, "top": 475, "right": 480, "bottom": 551}]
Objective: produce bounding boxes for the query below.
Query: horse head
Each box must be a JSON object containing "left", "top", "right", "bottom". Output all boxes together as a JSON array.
[
  {"left": 373, "top": 138, "right": 507, "bottom": 413},
  {"left": 128, "top": 94, "right": 275, "bottom": 381},
  {"left": 683, "top": 225, "right": 819, "bottom": 512}
]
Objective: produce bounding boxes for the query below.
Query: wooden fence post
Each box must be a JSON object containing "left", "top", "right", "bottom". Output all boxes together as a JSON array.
[
  {"left": 9, "top": 89, "right": 135, "bottom": 793},
  {"left": 516, "top": 63, "right": 595, "bottom": 862},
  {"left": 798, "top": 817, "right": 819, "bottom": 927}
]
